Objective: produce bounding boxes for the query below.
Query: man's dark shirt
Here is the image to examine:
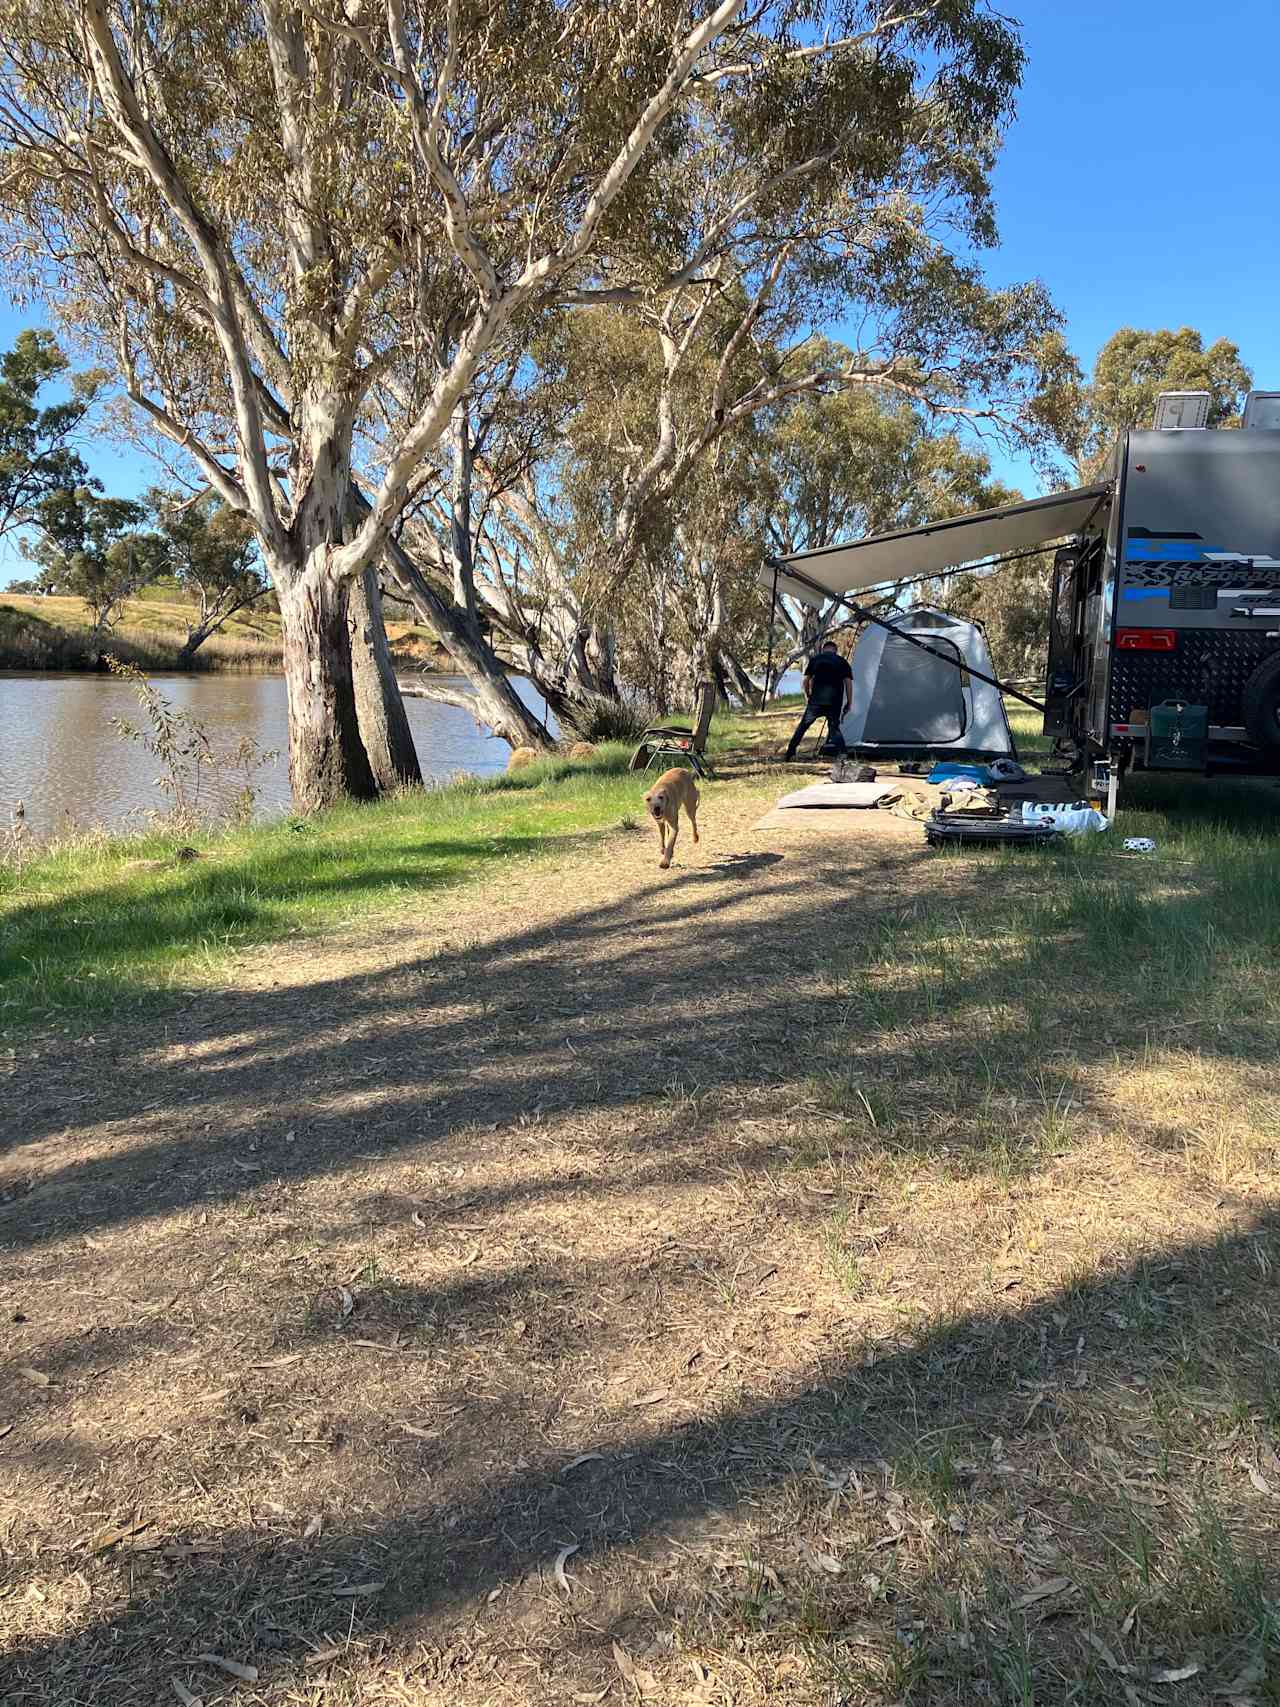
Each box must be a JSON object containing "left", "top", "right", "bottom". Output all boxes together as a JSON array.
[{"left": 805, "top": 650, "right": 852, "bottom": 707}]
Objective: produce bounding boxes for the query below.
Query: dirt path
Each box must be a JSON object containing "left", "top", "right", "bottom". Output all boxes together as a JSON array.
[{"left": 1, "top": 759, "right": 1272, "bottom": 1705}]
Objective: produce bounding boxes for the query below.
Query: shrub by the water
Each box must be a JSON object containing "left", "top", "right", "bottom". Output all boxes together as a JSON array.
[{"left": 560, "top": 691, "right": 659, "bottom": 745}]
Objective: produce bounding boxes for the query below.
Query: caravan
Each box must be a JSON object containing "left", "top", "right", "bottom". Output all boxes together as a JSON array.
[{"left": 763, "top": 390, "right": 1280, "bottom": 805}]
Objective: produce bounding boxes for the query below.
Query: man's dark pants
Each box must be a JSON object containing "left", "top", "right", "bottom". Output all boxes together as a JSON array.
[{"left": 785, "top": 697, "right": 846, "bottom": 758}]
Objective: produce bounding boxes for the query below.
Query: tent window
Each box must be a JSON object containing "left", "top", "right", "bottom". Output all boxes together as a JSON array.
[{"left": 863, "top": 634, "right": 967, "bottom": 743}]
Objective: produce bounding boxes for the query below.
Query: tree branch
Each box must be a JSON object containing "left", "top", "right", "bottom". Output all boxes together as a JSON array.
[
  {"left": 80, "top": 0, "right": 285, "bottom": 558},
  {"left": 329, "top": 0, "right": 747, "bottom": 582},
  {"left": 116, "top": 315, "right": 251, "bottom": 513}
]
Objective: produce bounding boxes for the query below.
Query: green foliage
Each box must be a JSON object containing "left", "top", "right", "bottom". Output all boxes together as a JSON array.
[
  {"left": 761, "top": 377, "right": 1016, "bottom": 561},
  {"left": 152, "top": 490, "right": 259, "bottom": 596},
  {"left": 757, "top": 379, "right": 1021, "bottom": 680},
  {"left": 23, "top": 486, "right": 164, "bottom": 635},
  {"left": 0, "top": 1, "right": 1077, "bottom": 797},
  {"left": 929, "top": 552, "right": 1054, "bottom": 679},
  {"left": 149, "top": 489, "right": 267, "bottom": 655},
  {"left": 0, "top": 327, "right": 101, "bottom": 537},
  {"left": 1076, "top": 326, "right": 1253, "bottom": 476},
  {"left": 559, "top": 691, "right": 660, "bottom": 744}
]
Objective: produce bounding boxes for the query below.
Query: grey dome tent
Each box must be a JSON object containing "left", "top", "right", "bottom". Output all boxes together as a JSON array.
[{"left": 839, "top": 606, "right": 1015, "bottom": 760}]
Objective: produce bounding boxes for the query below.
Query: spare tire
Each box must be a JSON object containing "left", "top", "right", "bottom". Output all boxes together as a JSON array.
[{"left": 1242, "top": 652, "right": 1280, "bottom": 751}]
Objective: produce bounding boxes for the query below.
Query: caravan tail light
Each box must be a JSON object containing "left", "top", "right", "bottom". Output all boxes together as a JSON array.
[{"left": 1116, "top": 628, "right": 1176, "bottom": 652}]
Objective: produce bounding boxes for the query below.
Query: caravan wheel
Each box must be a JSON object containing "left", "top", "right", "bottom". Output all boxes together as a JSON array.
[{"left": 1242, "top": 654, "right": 1280, "bottom": 752}]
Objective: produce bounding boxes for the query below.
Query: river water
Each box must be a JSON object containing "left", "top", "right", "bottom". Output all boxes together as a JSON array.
[{"left": 0, "top": 671, "right": 560, "bottom": 838}]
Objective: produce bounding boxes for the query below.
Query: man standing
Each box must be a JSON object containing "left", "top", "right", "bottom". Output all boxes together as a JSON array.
[{"left": 784, "top": 637, "right": 853, "bottom": 760}]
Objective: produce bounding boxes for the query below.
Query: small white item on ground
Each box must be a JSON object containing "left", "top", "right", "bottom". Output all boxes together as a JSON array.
[
  {"left": 1123, "top": 836, "right": 1157, "bottom": 853},
  {"left": 196, "top": 1655, "right": 258, "bottom": 1682},
  {"left": 552, "top": 1541, "right": 580, "bottom": 1593}
]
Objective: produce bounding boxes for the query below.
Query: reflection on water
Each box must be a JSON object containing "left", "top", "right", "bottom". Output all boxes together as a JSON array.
[{"left": 0, "top": 672, "right": 559, "bottom": 837}]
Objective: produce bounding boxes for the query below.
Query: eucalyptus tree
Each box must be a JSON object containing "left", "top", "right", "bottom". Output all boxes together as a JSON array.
[
  {"left": 0, "top": 0, "right": 740, "bottom": 800},
  {"left": 148, "top": 491, "right": 273, "bottom": 667},
  {"left": 24, "top": 485, "right": 164, "bottom": 649},
  {"left": 0, "top": 330, "right": 102, "bottom": 539},
  {"left": 411, "top": 20, "right": 1081, "bottom": 732},
  {"left": 0, "top": 0, "right": 1053, "bottom": 796},
  {"left": 1074, "top": 326, "right": 1252, "bottom": 479},
  {"left": 751, "top": 380, "right": 1017, "bottom": 680}
]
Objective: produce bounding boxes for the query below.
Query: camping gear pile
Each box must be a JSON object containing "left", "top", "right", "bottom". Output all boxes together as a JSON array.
[
  {"left": 923, "top": 796, "right": 1110, "bottom": 848},
  {"left": 777, "top": 747, "right": 1112, "bottom": 848},
  {"left": 772, "top": 604, "right": 1118, "bottom": 848}
]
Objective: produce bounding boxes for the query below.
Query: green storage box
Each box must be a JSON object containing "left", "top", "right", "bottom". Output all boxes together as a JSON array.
[{"left": 1148, "top": 700, "right": 1208, "bottom": 771}]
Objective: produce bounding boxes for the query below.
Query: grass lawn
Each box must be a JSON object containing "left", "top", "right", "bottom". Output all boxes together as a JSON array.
[
  {"left": 0, "top": 746, "right": 657, "bottom": 1030},
  {"left": 0, "top": 697, "right": 801, "bottom": 1032}
]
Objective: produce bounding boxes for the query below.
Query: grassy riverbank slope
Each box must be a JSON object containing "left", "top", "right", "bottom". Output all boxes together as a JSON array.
[
  {"left": 0, "top": 744, "right": 652, "bottom": 1028},
  {"left": 0, "top": 705, "right": 1273, "bottom": 1034},
  {"left": 0, "top": 592, "right": 447, "bottom": 673}
]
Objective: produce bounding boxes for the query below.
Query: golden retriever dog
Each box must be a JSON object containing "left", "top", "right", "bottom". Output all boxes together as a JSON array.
[{"left": 643, "top": 767, "right": 700, "bottom": 870}]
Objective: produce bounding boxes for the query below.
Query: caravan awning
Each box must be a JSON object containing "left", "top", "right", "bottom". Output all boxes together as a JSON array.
[{"left": 764, "top": 482, "right": 1111, "bottom": 607}]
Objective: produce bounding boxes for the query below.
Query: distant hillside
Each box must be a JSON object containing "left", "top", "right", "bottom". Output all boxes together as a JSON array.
[{"left": 0, "top": 593, "right": 449, "bottom": 674}]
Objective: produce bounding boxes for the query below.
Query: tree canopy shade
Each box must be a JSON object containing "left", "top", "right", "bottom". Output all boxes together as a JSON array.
[{"left": 0, "top": 0, "right": 1070, "bottom": 802}]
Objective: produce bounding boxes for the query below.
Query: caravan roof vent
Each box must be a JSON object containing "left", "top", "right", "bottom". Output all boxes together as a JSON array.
[
  {"left": 1242, "top": 391, "right": 1280, "bottom": 430},
  {"left": 1152, "top": 391, "right": 1211, "bottom": 431}
]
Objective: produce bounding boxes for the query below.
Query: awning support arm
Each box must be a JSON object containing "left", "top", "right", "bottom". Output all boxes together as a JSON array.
[
  {"left": 760, "top": 557, "right": 780, "bottom": 709},
  {"left": 764, "top": 557, "right": 1048, "bottom": 716}
]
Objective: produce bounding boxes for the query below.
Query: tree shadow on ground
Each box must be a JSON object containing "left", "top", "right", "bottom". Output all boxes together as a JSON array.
[
  {"left": 2, "top": 801, "right": 1274, "bottom": 1215},
  {"left": 0, "top": 824, "right": 641, "bottom": 1022},
  {"left": 2, "top": 777, "right": 1278, "bottom": 1701},
  {"left": 4, "top": 1211, "right": 1278, "bottom": 1702}
]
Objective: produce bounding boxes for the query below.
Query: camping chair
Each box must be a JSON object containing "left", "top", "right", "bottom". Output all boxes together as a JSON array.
[{"left": 629, "top": 679, "right": 716, "bottom": 777}]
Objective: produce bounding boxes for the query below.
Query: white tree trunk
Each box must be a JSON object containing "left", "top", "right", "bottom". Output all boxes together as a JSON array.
[{"left": 278, "top": 555, "right": 377, "bottom": 811}]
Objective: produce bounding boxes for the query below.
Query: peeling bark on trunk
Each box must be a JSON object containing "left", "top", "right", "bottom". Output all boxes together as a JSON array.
[
  {"left": 348, "top": 568, "right": 422, "bottom": 790},
  {"left": 279, "top": 559, "right": 377, "bottom": 811}
]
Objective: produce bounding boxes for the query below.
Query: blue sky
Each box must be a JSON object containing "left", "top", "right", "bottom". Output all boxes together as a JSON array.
[
  {"left": 2, "top": 0, "right": 1277, "bottom": 575},
  {"left": 982, "top": 0, "right": 1280, "bottom": 492}
]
